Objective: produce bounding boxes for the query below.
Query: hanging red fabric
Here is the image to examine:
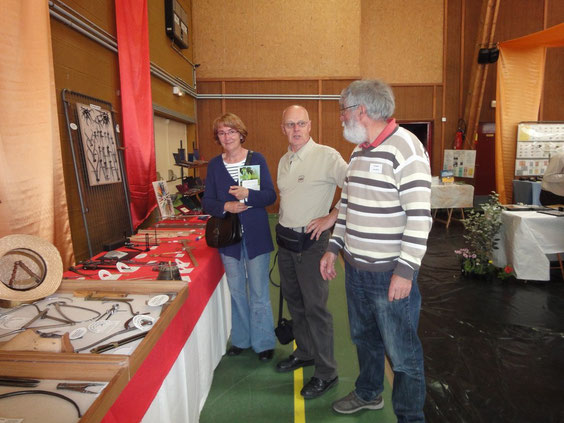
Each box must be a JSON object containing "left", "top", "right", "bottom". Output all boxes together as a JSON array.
[{"left": 115, "top": 0, "right": 157, "bottom": 229}]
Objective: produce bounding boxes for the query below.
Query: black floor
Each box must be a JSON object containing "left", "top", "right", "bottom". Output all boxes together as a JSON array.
[{"left": 419, "top": 223, "right": 564, "bottom": 423}]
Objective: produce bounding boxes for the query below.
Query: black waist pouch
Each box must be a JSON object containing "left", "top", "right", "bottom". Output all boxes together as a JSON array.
[{"left": 275, "top": 224, "right": 315, "bottom": 253}]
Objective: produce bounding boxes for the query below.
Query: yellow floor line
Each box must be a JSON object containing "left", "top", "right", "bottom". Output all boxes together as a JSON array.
[
  {"left": 293, "top": 341, "right": 306, "bottom": 423},
  {"left": 294, "top": 368, "right": 306, "bottom": 423}
]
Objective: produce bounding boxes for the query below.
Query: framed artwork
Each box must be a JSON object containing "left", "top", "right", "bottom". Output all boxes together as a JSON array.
[
  {"left": 76, "top": 103, "right": 122, "bottom": 186},
  {"left": 153, "top": 181, "right": 175, "bottom": 218}
]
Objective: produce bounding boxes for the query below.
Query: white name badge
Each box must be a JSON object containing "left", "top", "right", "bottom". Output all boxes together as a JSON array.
[{"left": 369, "top": 163, "right": 383, "bottom": 173}]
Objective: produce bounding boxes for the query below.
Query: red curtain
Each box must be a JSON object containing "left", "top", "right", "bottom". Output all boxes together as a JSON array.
[{"left": 115, "top": 0, "right": 157, "bottom": 228}]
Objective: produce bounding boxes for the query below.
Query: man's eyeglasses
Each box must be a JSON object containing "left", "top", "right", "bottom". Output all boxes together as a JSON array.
[
  {"left": 217, "top": 129, "right": 238, "bottom": 137},
  {"left": 283, "top": 121, "right": 309, "bottom": 129},
  {"left": 339, "top": 104, "right": 359, "bottom": 114}
]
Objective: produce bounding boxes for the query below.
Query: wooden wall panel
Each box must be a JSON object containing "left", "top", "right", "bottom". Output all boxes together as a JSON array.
[
  {"left": 197, "top": 79, "right": 441, "bottom": 212},
  {"left": 321, "top": 79, "right": 358, "bottom": 96},
  {"left": 148, "top": 0, "right": 194, "bottom": 84},
  {"left": 543, "top": 49, "right": 564, "bottom": 121},
  {"left": 51, "top": 10, "right": 121, "bottom": 261},
  {"left": 542, "top": 0, "right": 564, "bottom": 121},
  {"left": 148, "top": 0, "right": 196, "bottom": 118},
  {"left": 56, "top": 0, "right": 116, "bottom": 33},
  {"left": 393, "top": 86, "right": 436, "bottom": 121},
  {"left": 226, "top": 80, "right": 320, "bottom": 95},
  {"left": 461, "top": 0, "right": 482, "bottom": 128},
  {"left": 360, "top": 0, "right": 443, "bottom": 83},
  {"left": 432, "top": 85, "right": 444, "bottom": 172},
  {"left": 443, "top": 0, "right": 463, "bottom": 156},
  {"left": 192, "top": 0, "right": 361, "bottom": 78},
  {"left": 196, "top": 96, "right": 222, "bottom": 180}
]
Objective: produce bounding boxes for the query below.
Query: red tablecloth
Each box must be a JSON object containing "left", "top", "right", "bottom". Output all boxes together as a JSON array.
[{"left": 63, "top": 218, "right": 224, "bottom": 423}]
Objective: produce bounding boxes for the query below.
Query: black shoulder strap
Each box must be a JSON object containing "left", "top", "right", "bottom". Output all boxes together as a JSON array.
[{"left": 244, "top": 150, "right": 254, "bottom": 165}]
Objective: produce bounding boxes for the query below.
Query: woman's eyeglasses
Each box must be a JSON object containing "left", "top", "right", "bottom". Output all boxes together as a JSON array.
[{"left": 217, "top": 129, "right": 238, "bottom": 137}]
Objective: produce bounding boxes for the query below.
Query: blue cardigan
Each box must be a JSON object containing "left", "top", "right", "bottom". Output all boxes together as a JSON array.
[{"left": 202, "top": 151, "right": 276, "bottom": 260}]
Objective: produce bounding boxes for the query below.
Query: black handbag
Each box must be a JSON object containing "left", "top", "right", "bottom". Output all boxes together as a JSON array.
[
  {"left": 275, "top": 288, "right": 294, "bottom": 345},
  {"left": 204, "top": 212, "right": 242, "bottom": 248},
  {"left": 204, "top": 151, "right": 254, "bottom": 249}
]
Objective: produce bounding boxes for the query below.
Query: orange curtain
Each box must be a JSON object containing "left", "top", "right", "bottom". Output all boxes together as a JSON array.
[
  {"left": 0, "top": 0, "right": 74, "bottom": 267},
  {"left": 495, "top": 22, "right": 564, "bottom": 203}
]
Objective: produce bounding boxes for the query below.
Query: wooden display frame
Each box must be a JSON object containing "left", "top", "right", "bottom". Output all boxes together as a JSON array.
[
  {"left": 0, "top": 279, "right": 188, "bottom": 422},
  {"left": 0, "top": 353, "right": 128, "bottom": 423},
  {"left": 56, "top": 279, "right": 188, "bottom": 373}
]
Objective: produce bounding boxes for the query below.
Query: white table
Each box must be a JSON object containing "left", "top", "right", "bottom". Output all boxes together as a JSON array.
[
  {"left": 142, "top": 275, "right": 231, "bottom": 422},
  {"left": 431, "top": 183, "right": 475, "bottom": 227},
  {"left": 493, "top": 211, "right": 564, "bottom": 281}
]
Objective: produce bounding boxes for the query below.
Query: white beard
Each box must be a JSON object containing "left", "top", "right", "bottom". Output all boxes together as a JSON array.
[{"left": 342, "top": 118, "right": 368, "bottom": 145}]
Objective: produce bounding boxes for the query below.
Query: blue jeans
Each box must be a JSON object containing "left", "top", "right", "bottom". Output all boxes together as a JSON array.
[
  {"left": 221, "top": 243, "right": 275, "bottom": 353},
  {"left": 345, "top": 262, "right": 425, "bottom": 423}
]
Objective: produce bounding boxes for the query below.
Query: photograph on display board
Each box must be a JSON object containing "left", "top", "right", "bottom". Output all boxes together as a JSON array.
[
  {"left": 443, "top": 149, "right": 476, "bottom": 178},
  {"left": 153, "top": 181, "right": 175, "bottom": 218},
  {"left": 76, "top": 102, "right": 122, "bottom": 186},
  {"left": 515, "top": 122, "right": 564, "bottom": 176}
]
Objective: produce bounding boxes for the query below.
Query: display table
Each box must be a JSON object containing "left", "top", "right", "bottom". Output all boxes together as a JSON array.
[
  {"left": 431, "top": 183, "right": 475, "bottom": 228},
  {"left": 0, "top": 217, "right": 230, "bottom": 423},
  {"left": 512, "top": 180, "right": 542, "bottom": 205},
  {"left": 141, "top": 276, "right": 229, "bottom": 422},
  {"left": 493, "top": 210, "right": 564, "bottom": 281},
  {"left": 96, "top": 229, "right": 229, "bottom": 423}
]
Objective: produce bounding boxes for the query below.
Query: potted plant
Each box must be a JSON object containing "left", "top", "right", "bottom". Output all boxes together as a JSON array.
[{"left": 455, "top": 192, "right": 515, "bottom": 280}]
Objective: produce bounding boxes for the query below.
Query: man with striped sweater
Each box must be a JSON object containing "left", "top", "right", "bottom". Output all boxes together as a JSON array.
[{"left": 320, "top": 80, "right": 432, "bottom": 423}]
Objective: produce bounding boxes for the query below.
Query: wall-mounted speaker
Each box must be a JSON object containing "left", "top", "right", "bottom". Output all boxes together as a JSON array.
[
  {"left": 165, "top": 0, "right": 188, "bottom": 49},
  {"left": 478, "top": 47, "right": 499, "bottom": 64}
]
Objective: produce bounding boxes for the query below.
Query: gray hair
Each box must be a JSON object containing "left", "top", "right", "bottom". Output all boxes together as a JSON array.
[{"left": 340, "top": 80, "right": 395, "bottom": 121}]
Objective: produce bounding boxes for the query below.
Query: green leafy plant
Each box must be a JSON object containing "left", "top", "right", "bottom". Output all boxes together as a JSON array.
[
  {"left": 462, "top": 192, "right": 503, "bottom": 263},
  {"left": 455, "top": 192, "right": 515, "bottom": 280}
]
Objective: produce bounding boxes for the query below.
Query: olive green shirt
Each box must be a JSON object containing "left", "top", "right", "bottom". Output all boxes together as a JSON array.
[{"left": 277, "top": 138, "right": 347, "bottom": 228}]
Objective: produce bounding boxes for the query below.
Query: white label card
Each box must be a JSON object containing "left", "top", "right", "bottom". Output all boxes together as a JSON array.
[{"left": 369, "top": 163, "right": 383, "bottom": 173}]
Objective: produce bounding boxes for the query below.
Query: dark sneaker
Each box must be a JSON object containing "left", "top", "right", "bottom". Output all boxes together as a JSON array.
[{"left": 332, "top": 391, "right": 384, "bottom": 414}]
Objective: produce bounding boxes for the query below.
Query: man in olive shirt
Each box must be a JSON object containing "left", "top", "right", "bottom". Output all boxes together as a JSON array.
[{"left": 275, "top": 105, "right": 348, "bottom": 399}]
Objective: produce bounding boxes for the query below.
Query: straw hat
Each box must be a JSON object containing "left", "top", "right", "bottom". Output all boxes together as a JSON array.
[{"left": 0, "top": 234, "right": 63, "bottom": 302}]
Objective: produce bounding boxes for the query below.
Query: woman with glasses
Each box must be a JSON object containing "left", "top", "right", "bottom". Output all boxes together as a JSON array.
[{"left": 202, "top": 112, "right": 277, "bottom": 362}]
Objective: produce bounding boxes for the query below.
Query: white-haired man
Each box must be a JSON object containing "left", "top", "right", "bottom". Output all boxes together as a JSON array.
[{"left": 321, "top": 80, "right": 432, "bottom": 422}]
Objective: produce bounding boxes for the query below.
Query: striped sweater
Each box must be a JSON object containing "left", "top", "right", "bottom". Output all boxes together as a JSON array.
[{"left": 327, "top": 126, "right": 432, "bottom": 280}]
